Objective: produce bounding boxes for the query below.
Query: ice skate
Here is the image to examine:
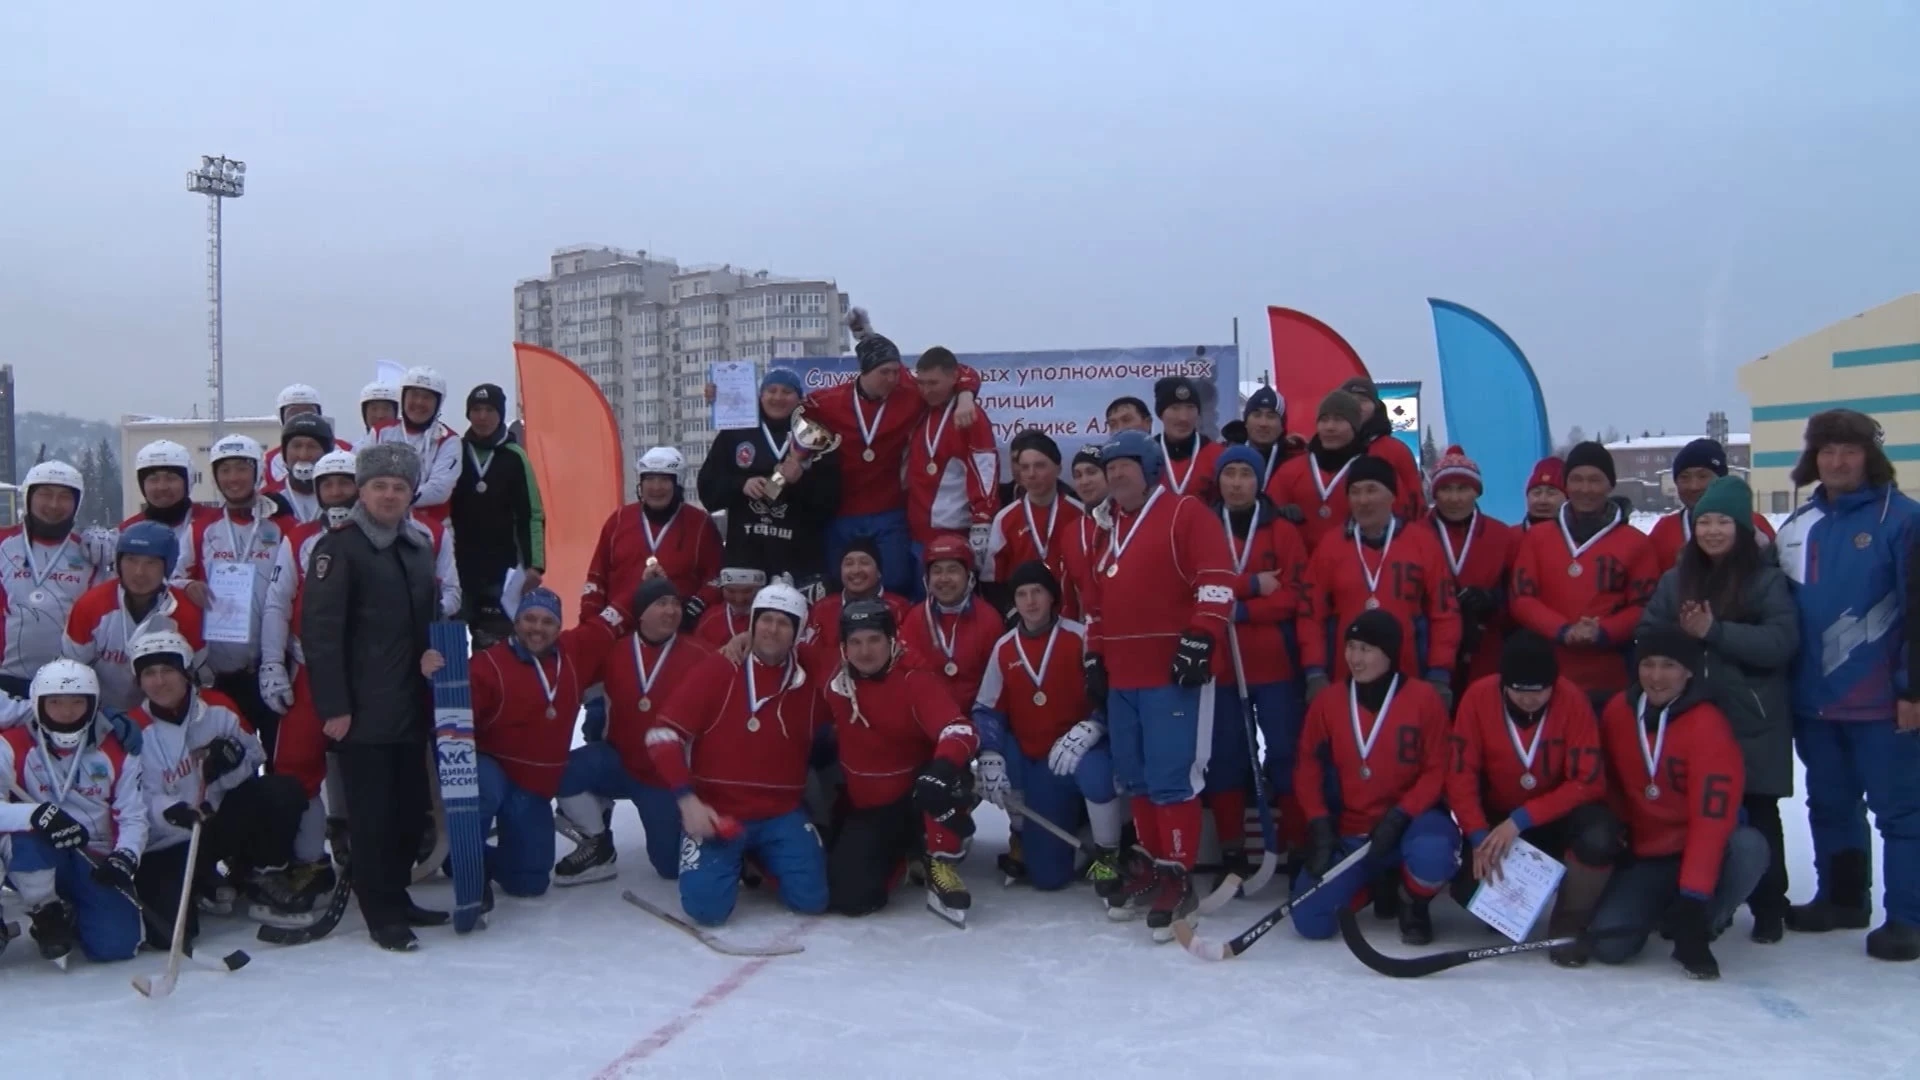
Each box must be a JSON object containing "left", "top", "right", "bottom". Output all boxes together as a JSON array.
[
  {"left": 554, "top": 831, "right": 618, "bottom": 886},
  {"left": 925, "top": 854, "right": 970, "bottom": 928},
  {"left": 1146, "top": 864, "right": 1196, "bottom": 943}
]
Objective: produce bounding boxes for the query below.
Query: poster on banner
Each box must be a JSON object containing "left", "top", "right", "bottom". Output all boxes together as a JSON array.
[
  {"left": 1376, "top": 379, "right": 1424, "bottom": 468},
  {"left": 786, "top": 345, "right": 1239, "bottom": 459}
]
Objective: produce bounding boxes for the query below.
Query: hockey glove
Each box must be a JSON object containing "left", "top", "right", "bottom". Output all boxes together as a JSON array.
[
  {"left": 105, "top": 710, "right": 143, "bottom": 754},
  {"left": 163, "top": 801, "right": 210, "bottom": 829},
  {"left": 1367, "top": 808, "right": 1412, "bottom": 866},
  {"left": 92, "top": 849, "right": 138, "bottom": 893},
  {"left": 1456, "top": 586, "right": 1497, "bottom": 624},
  {"left": 1170, "top": 629, "right": 1214, "bottom": 687},
  {"left": 29, "top": 803, "right": 89, "bottom": 850},
  {"left": 1273, "top": 503, "right": 1307, "bottom": 525},
  {"left": 202, "top": 735, "right": 249, "bottom": 783},
  {"left": 913, "top": 758, "right": 971, "bottom": 824},
  {"left": 975, "top": 751, "right": 1011, "bottom": 809},
  {"left": 258, "top": 662, "right": 295, "bottom": 715},
  {"left": 1047, "top": 719, "right": 1105, "bottom": 778},
  {"left": 1425, "top": 673, "right": 1453, "bottom": 712},
  {"left": 1082, "top": 654, "right": 1109, "bottom": 709},
  {"left": 1304, "top": 672, "right": 1331, "bottom": 703},
  {"left": 1303, "top": 817, "right": 1338, "bottom": 880},
  {"left": 680, "top": 595, "right": 707, "bottom": 634},
  {"left": 1665, "top": 894, "right": 1718, "bottom": 978}
]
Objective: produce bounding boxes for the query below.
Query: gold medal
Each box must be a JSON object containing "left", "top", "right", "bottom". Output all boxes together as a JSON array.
[
  {"left": 1105, "top": 564, "right": 1118, "bottom": 578},
  {"left": 1032, "top": 690, "right": 1047, "bottom": 706},
  {"left": 943, "top": 662, "right": 958, "bottom": 677},
  {"left": 925, "top": 462, "right": 938, "bottom": 476},
  {"left": 862, "top": 448, "right": 875, "bottom": 462},
  {"left": 637, "top": 696, "right": 651, "bottom": 712},
  {"left": 747, "top": 717, "right": 761, "bottom": 732},
  {"left": 1567, "top": 562, "right": 1583, "bottom": 578}
]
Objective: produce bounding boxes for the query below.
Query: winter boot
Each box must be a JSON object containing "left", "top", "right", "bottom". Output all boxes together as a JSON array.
[
  {"left": 1866, "top": 919, "right": 1920, "bottom": 962},
  {"left": 554, "top": 831, "right": 618, "bottom": 886},
  {"left": 996, "top": 832, "right": 1027, "bottom": 885},
  {"left": 1146, "top": 863, "right": 1196, "bottom": 943},
  {"left": 1370, "top": 868, "right": 1402, "bottom": 920},
  {"left": 29, "top": 900, "right": 76, "bottom": 963},
  {"left": 371, "top": 924, "right": 419, "bottom": 952},
  {"left": 1750, "top": 906, "right": 1786, "bottom": 944},
  {"left": 1105, "top": 846, "right": 1159, "bottom": 920},
  {"left": 405, "top": 900, "right": 450, "bottom": 928},
  {"left": 1668, "top": 898, "right": 1720, "bottom": 980},
  {"left": 1397, "top": 886, "right": 1434, "bottom": 946},
  {"left": 1786, "top": 849, "right": 1872, "bottom": 933},
  {"left": 1547, "top": 862, "right": 1612, "bottom": 968}
]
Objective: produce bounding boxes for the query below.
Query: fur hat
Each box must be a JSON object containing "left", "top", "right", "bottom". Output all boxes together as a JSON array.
[
  {"left": 1429, "top": 445, "right": 1482, "bottom": 494},
  {"left": 1564, "top": 441, "right": 1616, "bottom": 487},
  {"left": 355, "top": 443, "right": 423, "bottom": 489},
  {"left": 1791, "top": 408, "right": 1893, "bottom": 489}
]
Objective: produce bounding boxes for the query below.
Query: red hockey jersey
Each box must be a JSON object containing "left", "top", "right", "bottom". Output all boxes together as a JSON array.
[
  {"left": 821, "top": 666, "right": 976, "bottom": 809},
  {"left": 471, "top": 615, "right": 622, "bottom": 797},
  {"left": 1057, "top": 511, "right": 1108, "bottom": 626},
  {"left": 1367, "top": 434, "right": 1427, "bottom": 521},
  {"left": 898, "top": 596, "right": 1004, "bottom": 710},
  {"left": 802, "top": 364, "right": 980, "bottom": 517},
  {"left": 1646, "top": 510, "right": 1778, "bottom": 575},
  {"left": 582, "top": 501, "right": 722, "bottom": 623},
  {"left": 603, "top": 631, "right": 716, "bottom": 787},
  {"left": 1217, "top": 508, "right": 1308, "bottom": 684},
  {"left": 987, "top": 494, "right": 1088, "bottom": 619},
  {"left": 1298, "top": 520, "right": 1459, "bottom": 681},
  {"left": 1081, "top": 490, "right": 1235, "bottom": 692},
  {"left": 1295, "top": 675, "right": 1451, "bottom": 836},
  {"left": 1599, "top": 688, "right": 1745, "bottom": 897},
  {"left": 973, "top": 619, "right": 1094, "bottom": 760},
  {"left": 647, "top": 652, "right": 824, "bottom": 822},
  {"left": 692, "top": 603, "right": 753, "bottom": 651},
  {"left": 904, "top": 397, "right": 999, "bottom": 544},
  {"left": 1156, "top": 435, "right": 1223, "bottom": 506},
  {"left": 1509, "top": 507, "right": 1659, "bottom": 695},
  {"left": 1445, "top": 675, "right": 1606, "bottom": 838},
  {"left": 1428, "top": 510, "right": 1520, "bottom": 687}
]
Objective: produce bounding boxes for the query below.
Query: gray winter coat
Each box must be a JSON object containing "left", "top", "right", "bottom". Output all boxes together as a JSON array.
[{"left": 1639, "top": 557, "right": 1800, "bottom": 797}]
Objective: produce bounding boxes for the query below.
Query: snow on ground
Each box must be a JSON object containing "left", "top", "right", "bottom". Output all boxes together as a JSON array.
[{"left": 7, "top": 793, "right": 1917, "bottom": 1080}]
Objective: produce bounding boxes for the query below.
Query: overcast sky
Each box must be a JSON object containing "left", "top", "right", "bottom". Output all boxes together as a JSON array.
[{"left": 4, "top": 1, "right": 1915, "bottom": 440}]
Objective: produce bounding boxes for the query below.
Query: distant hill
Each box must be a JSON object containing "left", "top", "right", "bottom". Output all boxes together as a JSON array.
[{"left": 13, "top": 411, "right": 123, "bottom": 526}]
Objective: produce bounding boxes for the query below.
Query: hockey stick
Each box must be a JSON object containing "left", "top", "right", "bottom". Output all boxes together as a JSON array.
[
  {"left": 1004, "top": 794, "right": 1102, "bottom": 857},
  {"left": 1338, "top": 906, "right": 1643, "bottom": 978},
  {"left": 134, "top": 820, "right": 203, "bottom": 998},
  {"left": 621, "top": 890, "right": 806, "bottom": 957},
  {"left": 1194, "top": 625, "right": 1281, "bottom": 915},
  {"left": 1173, "top": 842, "right": 1373, "bottom": 960}
]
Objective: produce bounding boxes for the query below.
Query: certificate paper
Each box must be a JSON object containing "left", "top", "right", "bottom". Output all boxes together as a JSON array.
[
  {"left": 205, "top": 561, "right": 256, "bottom": 645},
  {"left": 1467, "top": 837, "right": 1566, "bottom": 943},
  {"left": 710, "top": 361, "right": 759, "bottom": 431}
]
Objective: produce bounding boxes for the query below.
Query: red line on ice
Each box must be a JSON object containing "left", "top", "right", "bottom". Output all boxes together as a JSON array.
[{"left": 591, "top": 923, "right": 810, "bottom": 1078}]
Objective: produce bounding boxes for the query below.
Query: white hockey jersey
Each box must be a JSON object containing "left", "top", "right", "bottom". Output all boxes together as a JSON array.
[
  {"left": 260, "top": 520, "right": 333, "bottom": 671},
  {"left": 184, "top": 499, "right": 295, "bottom": 675},
  {"left": 0, "top": 526, "right": 116, "bottom": 680},
  {"left": 0, "top": 719, "right": 148, "bottom": 857},
  {"left": 131, "top": 690, "right": 264, "bottom": 853},
  {"left": 63, "top": 583, "right": 207, "bottom": 711}
]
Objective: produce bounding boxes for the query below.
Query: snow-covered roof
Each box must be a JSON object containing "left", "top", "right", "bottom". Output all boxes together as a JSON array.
[
  {"left": 1604, "top": 433, "right": 1750, "bottom": 451},
  {"left": 122, "top": 414, "right": 279, "bottom": 426}
]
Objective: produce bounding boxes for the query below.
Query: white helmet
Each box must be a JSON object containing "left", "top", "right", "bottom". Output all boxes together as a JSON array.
[
  {"left": 23, "top": 460, "right": 85, "bottom": 505},
  {"left": 637, "top": 446, "right": 684, "bottom": 478},
  {"left": 210, "top": 433, "right": 265, "bottom": 481},
  {"left": 313, "top": 449, "right": 357, "bottom": 481},
  {"left": 276, "top": 383, "right": 323, "bottom": 417},
  {"left": 751, "top": 581, "right": 809, "bottom": 626},
  {"left": 135, "top": 440, "right": 193, "bottom": 474},
  {"left": 30, "top": 659, "right": 98, "bottom": 751},
  {"left": 130, "top": 630, "right": 193, "bottom": 672},
  {"left": 360, "top": 381, "right": 401, "bottom": 408},
  {"left": 400, "top": 366, "right": 447, "bottom": 400}
]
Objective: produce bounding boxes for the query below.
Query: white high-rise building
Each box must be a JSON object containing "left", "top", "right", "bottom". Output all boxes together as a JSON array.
[{"left": 513, "top": 245, "right": 851, "bottom": 495}]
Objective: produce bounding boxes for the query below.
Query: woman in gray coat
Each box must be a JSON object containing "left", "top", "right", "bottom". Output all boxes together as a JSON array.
[{"left": 1639, "top": 476, "right": 1798, "bottom": 943}]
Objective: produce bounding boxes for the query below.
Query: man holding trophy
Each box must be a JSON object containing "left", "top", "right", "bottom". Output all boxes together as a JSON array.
[{"left": 698, "top": 369, "right": 845, "bottom": 594}]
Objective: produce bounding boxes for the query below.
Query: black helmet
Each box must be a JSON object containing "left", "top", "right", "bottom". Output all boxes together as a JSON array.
[{"left": 838, "top": 599, "right": 896, "bottom": 642}]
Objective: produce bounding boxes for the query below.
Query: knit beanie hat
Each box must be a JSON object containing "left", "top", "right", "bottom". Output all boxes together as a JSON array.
[
  {"left": 1564, "top": 441, "right": 1616, "bottom": 486},
  {"left": 1154, "top": 377, "right": 1202, "bottom": 416},
  {"left": 1344, "top": 609, "right": 1404, "bottom": 665},
  {"left": 1071, "top": 443, "right": 1104, "bottom": 473},
  {"left": 1317, "top": 390, "right": 1363, "bottom": 431},
  {"left": 1214, "top": 444, "right": 1267, "bottom": 491},
  {"left": 1010, "top": 429, "right": 1062, "bottom": 466},
  {"left": 1429, "top": 445, "right": 1482, "bottom": 493},
  {"left": 1346, "top": 454, "right": 1398, "bottom": 493},
  {"left": 1527, "top": 456, "right": 1566, "bottom": 496},
  {"left": 1243, "top": 385, "right": 1284, "bottom": 421},
  {"left": 1339, "top": 376, "right": 1379, "bottom": 401},
  {"left": 466, "top": 383, "right": 508, "bottom": 416},
  {"left": 845, "top": 308, "right": 901, "bottom": 374},
  {"left": 760, "top": 368, "right": 803, "bottom": 395},
  {"left": 355, "top": 443, "right": 423, "bottom": 489},
  {"left": 1690, "top": 475, "right": 1754, "bottom": 532},
  {"left": 632, "top": 576, "right": 679, "bottom": 617},
  {"left": 1500, "top": 631, "right": 1558, "bottom": 692},
  {"left": 1670, "top": 438, "right": 1727, "bottom": 479},
  {"left": 517, "top": 587, "right": 563, "bottom": 622},
  {"left": 1636, "top": 624, "right": 1703, "bottom": 675},
  {"left": 842, "top": 535, "right": 883, "bottom": 571},
  {"left": 1008, "top": 559, "right": 1062, "bottom": 607}
]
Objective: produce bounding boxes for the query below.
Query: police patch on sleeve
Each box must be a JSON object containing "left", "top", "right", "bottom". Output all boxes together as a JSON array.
[{"left": 313, "top": 554, "right": 332, "bottom": 580}]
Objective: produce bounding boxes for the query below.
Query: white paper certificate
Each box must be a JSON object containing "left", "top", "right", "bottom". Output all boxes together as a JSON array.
[
  {"left": 205, "top": 561, "right": 256, "bottom": 645},
  {"left": 710, "top": 361, "right": 759, "bottom": 431},
  {"left": 1466, "top": 836, "right": 1566, "bottom": 943}
]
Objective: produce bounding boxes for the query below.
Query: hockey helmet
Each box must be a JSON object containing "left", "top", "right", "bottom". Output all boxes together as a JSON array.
[
  {"left": 276, "top": 383, "right": 324, "bottom": 419},
  {"left": 751, "top": 580, "right": 809, "bottom": 629},
  {"left": 360, "top": 381, "right": 401, "bottom": 408},
  {"left": 135, "top": 440, "right": 193, "bottom": 478},
  {"left": 636, "top": 446, "right": 684, "bottom": 480},
  {"left": 116, "top": 520, "right": 181, "bottom": 578},
  {"left": 30, "top": 659, "right": 99, "bottom": 751},
  {"left": 313, "top": 449, "right": 358, "bottom": 482},
  {"left": 921, "top": 533, "right": 973, "bottom": 573},
  {"left": 400, "top": 366, "right": 447, "bottom": 401},
  {"left": 838, "top": 598, "right": 897, "bottom": 642},
  {"left": 1099, "top": 430, "right": 1163, "bottom": 488},
  {"left": 130, "top": 630, "right": 194, "bottom": 675},
  {"left": 23, "top": 460, "right": 85, "bottom": 507},
  {"left": 281, "top": 414, "right": 337, "bottom": 482},
  {"left": 210, "top": 433, "right": 265, "bottom": 482}
]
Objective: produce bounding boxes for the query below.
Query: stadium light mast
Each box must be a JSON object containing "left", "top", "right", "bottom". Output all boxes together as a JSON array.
[{"left": 186, "top": 155, "right": 245, "bottom": 422}]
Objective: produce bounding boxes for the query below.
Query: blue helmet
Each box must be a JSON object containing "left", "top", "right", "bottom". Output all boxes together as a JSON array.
[
  {"left": 116, "top": 520, "right": 180, "bottom": 578},
  {"left": 1100, "top": 430, "right": 1163, "bottom": 488}
]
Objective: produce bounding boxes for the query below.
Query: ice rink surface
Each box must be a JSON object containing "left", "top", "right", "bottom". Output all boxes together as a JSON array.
[{"left": 6, "top": 795, "right": 1917, "bottom": 1080}]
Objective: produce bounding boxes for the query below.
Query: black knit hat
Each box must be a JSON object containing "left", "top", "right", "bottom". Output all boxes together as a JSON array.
[
  {"left": 1635, "top": 624, "right": 1703, "bottom": 675},
  {"left": 1008, "top": 559, "right": 1062, "bottom": 607},
  {"left": 467, "top": 383, "right": 507, "bottom": 416},
  {"left": 1344, "top": 609, "right": 1403, "bottom": 667},
  {"left": 1564, "top": 441, "right": 1616, "bottom": 486},
  {"left": 842, "top": 535, "right": 882, "bottom": 571},
  {"left": 1500, "top": 631, "right": 1558, "bottom": 692},
  {"left": 1346, "top": 454, "right": 1398, "bottom": 493},
  {"left": 1010, "top": 429, "right": 1062, "bottom": 467},
  {"left": 1071, "top": 443, "right": 1104, "bottom": 472},
  {"left": 1154, "top": 377, "right": 1202, "bottom": 416},
  {"left": 632, "top": 577, "right": 679, "bottom": 617}
]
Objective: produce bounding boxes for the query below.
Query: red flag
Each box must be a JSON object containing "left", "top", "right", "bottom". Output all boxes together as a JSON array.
[
  {"left": 513, "top": 344, "right": 623, "bottom": 629},
  {"left": 1267, "top": 307, "right": 1371, "bottom": 440}
]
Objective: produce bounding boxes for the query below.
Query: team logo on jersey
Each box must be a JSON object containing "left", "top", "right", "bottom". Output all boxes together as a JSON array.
[
  {"left": 313, "top": 554, "right": 333, "bottom": 580},
  {"left": 1855, "top": 532, "right": 1873, "bottom": 550},
  {"left": 735, "top": 443, "right": 756, "bottom": 468}
]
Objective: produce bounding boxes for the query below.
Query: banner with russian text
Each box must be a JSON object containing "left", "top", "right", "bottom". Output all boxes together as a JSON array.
[{"left": 788, "top": 345, "right": 1239, "bottom": 456}]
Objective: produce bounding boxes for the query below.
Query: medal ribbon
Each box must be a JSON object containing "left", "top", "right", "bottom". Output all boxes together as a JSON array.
[
  {"left": 1103, "top": 488, "right": 1166, "bottom": 574},
  {"left": 1349, "top": 674, "right": 1400, "bottom": 768},
  {"left": 1014, "top": 624, "right": 1059, "bottom": 691},
  {"left": 1353, "top": 518, "right": 1399, "bottom": 601},
  {"left": 1634, "top": 696, "right": 1672, "bottom": 789}
]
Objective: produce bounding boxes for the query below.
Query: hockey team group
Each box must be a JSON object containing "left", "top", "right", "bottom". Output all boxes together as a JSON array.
[{"left": 2, "top": 308, "right": 1915, "bottom": 984}]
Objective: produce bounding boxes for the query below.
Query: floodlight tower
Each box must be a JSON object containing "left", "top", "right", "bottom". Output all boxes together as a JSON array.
[{"left": 186, "top": 155, "right": 245, "bottom": 421}]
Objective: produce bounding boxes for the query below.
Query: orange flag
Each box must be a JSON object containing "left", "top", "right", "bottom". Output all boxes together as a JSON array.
[{"left": 513, "top": 344, "right": 622, "bottom": 628}]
